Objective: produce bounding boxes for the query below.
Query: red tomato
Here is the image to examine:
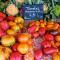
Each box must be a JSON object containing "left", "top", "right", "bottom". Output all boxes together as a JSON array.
[
  {"left": 43, "top": 47, "right": 58, "bottom": 55},
  {"left": 12, "top": 43, "right": 19, "bottom": 51},
  {"left": 32, "top": 32, "right": 39, "bottom": 38},
  {"left": 0, "top": 21, "right": 9, "bottom": 31},
  {"left": 39, "top": 27, "right": 46, "bottom": 36},
  {"left": 45, "top": 34, "right": 54, "bottom": 41},
  {"left": 41, "top": 40, "right": 51, "bottom": 48},
  {"left": 10, "top": 52, "right": 22, "bottom": 60},
  {"left": 7, "top": 16, "right": 14, "bottom": 21},
  {"left": 0, "top": 12, "right": 6, "bottom": 19},
  {"left": 0, "top": 29, "right": 6, "bottom": 37},
  {"left": 35, "top": 50, "right": 43, "bottom": 60},
  {"left": 28, "top": 25, "right": 36, "bottom": 33},
  {"left": 0, "top": 17, "right": 4, "bottom": 22}
]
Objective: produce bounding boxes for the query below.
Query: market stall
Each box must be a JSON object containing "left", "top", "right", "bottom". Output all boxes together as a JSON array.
[{"left": 0, "top": 0, "right": 60, "bottom": 60}]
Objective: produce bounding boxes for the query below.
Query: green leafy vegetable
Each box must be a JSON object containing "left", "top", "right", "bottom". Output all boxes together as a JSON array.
[{"left": 53, "top": 5, "right": 60, "bottom": 17}]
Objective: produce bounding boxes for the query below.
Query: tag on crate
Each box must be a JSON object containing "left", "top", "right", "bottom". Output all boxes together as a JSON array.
[{"left": 23, "top": 4, "right": 43, "bottom": 20}]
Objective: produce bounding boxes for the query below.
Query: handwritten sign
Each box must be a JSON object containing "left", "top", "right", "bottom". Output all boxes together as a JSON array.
[{"left": 23, "top": 4, "right": 43, "bottom": 20}]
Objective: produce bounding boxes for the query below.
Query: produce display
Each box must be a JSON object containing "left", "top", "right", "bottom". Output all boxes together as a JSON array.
[
  {"left": 0, "top": 12, "right": 60, "bottom": 60},
  {"left": 0, "top": 0, "right": 60, "bottom": 60}
]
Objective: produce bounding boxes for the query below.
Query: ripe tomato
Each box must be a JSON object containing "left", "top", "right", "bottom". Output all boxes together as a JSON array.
[
  {"left": 32, "top": 32, "right": 39, "bottom": 38},
  {"left": 0, "top": 17, "right": 4, "bottom": 22},
  {"left": 17, "top": 43, "right": 29, "bottom": 54},
  {"left": 12, "top": 43, "right": 19, "bottom": 51},
  {"left": 24, "top": 51, "right": 34, "bottom": 60},
  {"left": 45, "top": 34, "right": 54, "bottom": 41},
  {"left": 27, "top": 39, "right": 33, "bottom": 46},
  {"left": 28, "top": 25, "right": 36, "bottom": 33},
  {"left": 0, "top": 12, "right": 6, "bottom": 19},
  {"left": 53, "top": 53, "right": 60, "bottom": 60},
  {"left": 10, "top": 52, "right": 22, "bottom": 60},
  {"left": 18, "top": 33, "right": 31, "bottom": 43},
  {"left": 55, "top": 35, "right": 60, "bottom": 42},
  {"left": 35, "top": 50, "right": 43, "bottom": 60},
  {"left": 39, "top": 27, "right": 46, "bottom": 36},
  {"left": 41, "top": 40, "right": 51, "bottom": 48},
  {"left": 43, "top": 47, "right": 58, "bottom": 55},
  {"left": 7, "top": 16, "right": 14, "bottom": 21}
]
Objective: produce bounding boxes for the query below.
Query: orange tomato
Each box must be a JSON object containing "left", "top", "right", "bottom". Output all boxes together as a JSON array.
[
  {"left": 46, "top": 24, "right": 54, "bottom": 29},
  {"left": 57, "top": 25, "right": 60, "bottom": 33},
  {"left": 7, "top": 29, "right": 15, "bottom": 35},
  {"left": 53, "top": 23, "right": 59, "bottom": 30},
  {"left": 17, "top": 43, "right": 29, "bottom": 54},
  {"left": 47, "top": 21, "right": 54, "bottom": 25},
  {"left": 35, "top": 26, "right": 39, "bottom": 32},
  {"left": 18, "top": 33, "right": 31, "bottom": 43},
  {"left": 40, "top": 23, "right": 45, "bottom": 27},
  {"left": 53, "top": 53, "right": 60, "bottom": 60},
  {"left": 27, "top": 39, "right": 33, "bottom": 46},
  {"left": 55, "top": 35, "right": 60, "bottom": 42},
  {"left": 8, "top": 21, "right": 16, "bottom": 27},
  {"left": 18, "top": 24, "right": 24, "bottom": 29},
  {"left": 55, "top": 42, "right": 60, "bottom": 47},
  {"left": 29, "top": 21, "right": 36, "bottom": 27},
  {"left": 51, "top": 41, "right": 56, "bottom": 48},
  {"left": 11, "top": 25, "right": 20, "bottom": 32},
  {"left": 35, "top": 21, "right": 40, "bottom": 26}
]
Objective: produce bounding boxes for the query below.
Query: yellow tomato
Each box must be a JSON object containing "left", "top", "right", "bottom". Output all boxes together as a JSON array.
[
  {"left": 7, "top": 29, "right": 15, "bottom": 35},
  {"left": 1, "top": 35, "right": 15, "bottom": 47},
  {"left": 11, "top": 25, "right": 20, "bottom": 32},
  {"left": 14, "top": 17, "right": 24, "bottom": 24},
  {"left": 18, "top": 24, "right": 24, "bottom": 29}
]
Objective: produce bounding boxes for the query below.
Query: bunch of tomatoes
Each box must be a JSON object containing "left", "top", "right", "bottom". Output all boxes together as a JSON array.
[{"left": 0, "top": 12, "right": 60, "bottom": 60}]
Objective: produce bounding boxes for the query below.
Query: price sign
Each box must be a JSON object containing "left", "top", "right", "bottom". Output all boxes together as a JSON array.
[{"left": 23, "top": 4, "right": 43, "bottom": 20}]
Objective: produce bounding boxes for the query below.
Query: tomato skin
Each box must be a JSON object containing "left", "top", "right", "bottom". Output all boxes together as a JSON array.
[
  {"left": 0, "top": 12, "right": 6, "bottom": 19},
  {"left": 0, "top": 17, "right": 4, "bottom": 22},
  {"left": 39, "top": 27, "right": 46, "bottom": 36},
  {"left": 55, "top": 35, "right": 60, "bottom": 42},
  {"left": 32, "top": 32, "right": 39, "bottom": 38},
  {"left": 17, "top": 43, "right": 29, "bottom": 54},
  {"left": 45, "top": 34, "right": 54, "bottom": 41},
  {"left": 43, "top": 47, "right": 58, "bottom": 55},
  {"left": 0, "top": 29, "right": 6, "bottom": 37},
  {"left": 0, "top": 21, "right": 9, "bottom": 31},
  {"left": 12, "top": 43, "right": 19, "bottom": 51},
  {"left": 10, "top": 52, "right": 22, "bottom": 60},
  {"left": 7, "top": 16, "right": 14, "bottom": 21},
  {"left": 41, "top": 40, "right": 51, "bottom": 48},
  {"left": 28, "top": 25, "right": 36, "bottom": 33},
  {"left": 35, "top": 50, "right": 43, "bottom": 60}
]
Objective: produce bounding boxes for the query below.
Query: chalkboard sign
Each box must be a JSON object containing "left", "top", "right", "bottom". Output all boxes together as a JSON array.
[{"left": 23, "top": 4, "right": 43, "bottom": 20}]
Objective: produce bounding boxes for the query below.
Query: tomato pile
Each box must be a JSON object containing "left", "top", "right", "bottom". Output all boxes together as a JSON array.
[{"left": 0, "top": 12, "right": 60, "bottom": 60}]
